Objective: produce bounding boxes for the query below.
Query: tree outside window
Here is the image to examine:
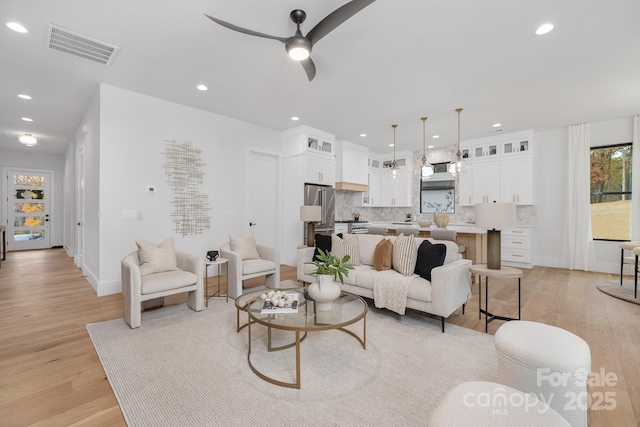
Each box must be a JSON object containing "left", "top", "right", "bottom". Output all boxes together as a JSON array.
[{"left": 590, "top": 143, "right": 632, "bottom": 241}]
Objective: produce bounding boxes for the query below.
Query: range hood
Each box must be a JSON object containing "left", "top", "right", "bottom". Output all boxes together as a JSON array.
[
  {"left": 422, "top": 171, "right": 455, "bottom": 189},
  {"left": 335, "top": 182, "right": 368, "bottom": 192}
]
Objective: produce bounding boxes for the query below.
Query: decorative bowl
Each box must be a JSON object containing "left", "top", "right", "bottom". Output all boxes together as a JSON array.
[{"left": 418, "top": 221, "right": 432, "bottom": 228}]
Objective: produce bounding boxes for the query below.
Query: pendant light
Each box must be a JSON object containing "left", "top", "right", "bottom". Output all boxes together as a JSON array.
[
  {"left": 449, "top": 108, "right": 463, "bottom": 176},
  {"left": 389, "top": 124, "right": 398, "bottom": 179},
  {"left": 420, "top": 117, "right": 433, "bottom": 178}
]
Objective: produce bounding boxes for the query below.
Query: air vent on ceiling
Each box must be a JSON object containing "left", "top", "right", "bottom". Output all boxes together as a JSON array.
[{"left": 45, "top": 23, "right": 119, "bottom": 66}]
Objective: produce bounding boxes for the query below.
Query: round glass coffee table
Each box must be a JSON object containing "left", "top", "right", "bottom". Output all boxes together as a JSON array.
[{"left": 245, "top": 288, "right": 367, "bottom": 389}]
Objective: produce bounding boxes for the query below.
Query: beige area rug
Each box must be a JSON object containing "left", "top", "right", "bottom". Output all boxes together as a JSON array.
[
  {"left": 597, "top": 280, "right": 640, "bottom": 305},
  {"left": 87, "top": 298, "right": 497, "bottom": 426}
]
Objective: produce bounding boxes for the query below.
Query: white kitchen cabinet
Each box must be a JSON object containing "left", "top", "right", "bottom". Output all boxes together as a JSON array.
[
  {"left": 501, "top": 227, "right": 533, "bottom": 267},
  {"left": 335, "top": 140, "right": 368, "bottom": 191},
  {"left": 304, "top": 151, "right": 335, "bottom": 186},
  {"left": 380, "top": 169, "right": 412, "bottom": 207},
  {"left": 471, "top": 160, "right": 501, "bottom": 204},
  {"left": 458, "top": 163, "right": 474, "bottom": 206},
  {"left": 354, "top": 168, "right": 382, "bottom": 207},
  {"left": 282, "top": 125, "right": 336, "bottom": 156},
  {"left": 500, "top": 157, "right": 534, "bottom": 205}
]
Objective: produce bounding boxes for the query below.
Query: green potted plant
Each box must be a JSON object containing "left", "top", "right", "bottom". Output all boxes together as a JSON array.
[
  {"left": 306, "top": 249, "right": 354, "bottom": 311},
  {"left": 307, "top": 248, "right": 354, "bottom": 284}
]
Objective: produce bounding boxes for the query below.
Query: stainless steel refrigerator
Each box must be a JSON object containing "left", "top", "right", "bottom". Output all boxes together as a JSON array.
[{"left": 303, "top": 184, "right": 335, "bottom": 245}]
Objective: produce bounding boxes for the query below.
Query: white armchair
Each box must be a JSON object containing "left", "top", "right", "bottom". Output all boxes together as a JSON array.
[
  {"left": 121, "top": 250, "right": 204, "bottom": 328},
  {"left": 220, "top": 241, "right": 279, "bottom": 299}
]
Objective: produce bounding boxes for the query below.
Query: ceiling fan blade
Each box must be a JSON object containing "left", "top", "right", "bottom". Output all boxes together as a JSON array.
[
  {"left": 301, "top": 57, "right": 317, "bottom": 81},
  {"left": 204, "top": 14, "right": 287, "bottom": 43},
  {"left": 306, "top": 0, "right": 376, "bottom": 46}
]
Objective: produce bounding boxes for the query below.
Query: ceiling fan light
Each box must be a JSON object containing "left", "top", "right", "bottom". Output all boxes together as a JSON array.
[
  {"left": 287, "top": 46, "right": 310, "bottom": 61},
  {"left": 286, "top": 33, "right": 311, "bottom": 61},
  {"left": 19, "top": 133, "right": 38, "bottom": 146}
]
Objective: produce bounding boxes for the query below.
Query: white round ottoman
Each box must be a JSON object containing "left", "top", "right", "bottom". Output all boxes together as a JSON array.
[
  {"left": 429, "top": 381, "right": 571, "bottom": 426},
  {"left": 494, "top": 321, "right": 591, "bottom": 427}
]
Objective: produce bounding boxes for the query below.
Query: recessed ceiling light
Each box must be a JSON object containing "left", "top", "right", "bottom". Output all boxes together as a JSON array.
[
  {"left": 18, "top": 94, "right": 31, "bottom": 100},
  {"left": 535, "top": 23, "right": 554, "bottom": 35},
  {"left": 6, "top": 22, "right": 27, "bottom": 33},
  {"left": 196, "top": 84, "right": 208, "bottom": 91},
  {"left": 22, "top": 117, "right": 33, "bottom": 122},
  {"left": 428, "top": 145, "right": 434, "bottom": 148},
  {"left": 432, "top": 135, "right": 440, "bottom": 139},
  {"left": 18, "top": 133, "right": 38, "bottom": 146},
  {"left": 388, "top": 144, "right": 394, "bottom": 147},
  {"left": 492, "top": 123, "right": 501, "bottom": 128},
  {"left": 360, "top": 133, "right": 366, "bottom": 137},
  {"left": 291, "top": 116, "right": 299, "bottom": 121}
]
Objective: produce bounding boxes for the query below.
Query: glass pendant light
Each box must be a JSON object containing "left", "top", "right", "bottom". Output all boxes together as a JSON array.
[
  {"left": 449, "top": 108, "right": 464, "bottom": 176},
  {"left": 420, "top": 117, "right": 433, "bottom": 178},
  {"left": 389, "top": 124, "right": 398, "bottom": 179}
]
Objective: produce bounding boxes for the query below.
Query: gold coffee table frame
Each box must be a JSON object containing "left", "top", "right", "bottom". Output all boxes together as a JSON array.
[{"left": 245, "top": 288, "right": 367, "bottom": 389}]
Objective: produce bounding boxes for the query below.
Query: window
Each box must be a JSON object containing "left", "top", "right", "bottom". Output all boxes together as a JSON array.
[{"left": 590, "top": 143, "right": 632, "bottom": 241}]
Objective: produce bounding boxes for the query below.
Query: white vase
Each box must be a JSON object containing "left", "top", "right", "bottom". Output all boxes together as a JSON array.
[
  {"left": 434, "top": 212, "right": 450, "bottom": 228},
  {"left": 308, "top": 274, "right": 341, "bottom": 311}
]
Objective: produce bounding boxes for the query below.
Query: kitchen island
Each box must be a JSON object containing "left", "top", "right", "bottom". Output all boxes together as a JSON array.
[{"left": 380, "top": 223, "right": 488, "bottom": 266}]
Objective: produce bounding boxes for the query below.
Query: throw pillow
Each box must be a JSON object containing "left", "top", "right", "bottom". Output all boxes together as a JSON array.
[
  {"left": 392, "top": 233, "right": 417, "bottom": 276},
  {"left": 313, "top": 233, "right": 342, "bottom": 262},
  {"left": 373, "top": 238, "right": 393, "bottom": 271},
  {"left": 331, "top": 233, "right": 361, "bottom": 265},
  {"left": 229, "top": 234, "right": 261, "bottom": 260},
  {"left": 136, "top": 237, "right": 180, "bottom": 276},
  {"left": 414, "top": 240, "right": 447, "bottom": 281}
]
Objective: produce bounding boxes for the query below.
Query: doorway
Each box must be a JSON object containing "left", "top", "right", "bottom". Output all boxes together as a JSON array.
[
  {"left": 5, "top": 169, "right": 52, "bottom": 251},
  {"left": 246, "top": 149, "right": 280, "bottom": 250}
]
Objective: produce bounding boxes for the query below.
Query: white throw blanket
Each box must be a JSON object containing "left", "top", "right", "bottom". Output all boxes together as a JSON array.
[{"left": 373, "top": 270, "right": 414, "bottom": 315}]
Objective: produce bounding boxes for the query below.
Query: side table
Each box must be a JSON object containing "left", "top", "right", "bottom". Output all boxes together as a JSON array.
[
  {"left": 205, "top": 257, "right": 228, "bottom": 306},
  {"left": 470, "top": 264, "right": 522, "bottom": 333}
]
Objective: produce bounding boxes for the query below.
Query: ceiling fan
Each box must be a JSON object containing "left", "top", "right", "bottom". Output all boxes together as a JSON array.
[{"left": 204, "top": 0, "right": 375, "bottom": 81}]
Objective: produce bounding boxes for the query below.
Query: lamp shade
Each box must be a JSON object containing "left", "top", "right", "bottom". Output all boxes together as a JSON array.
[
  {"left": 475, "top": 202, "right": 516, "bottom": 230},
  {"left": 300, "top": 205, "right": 322, "bottom": 222}
]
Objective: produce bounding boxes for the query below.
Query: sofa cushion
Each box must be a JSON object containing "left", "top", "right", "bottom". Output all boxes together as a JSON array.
[
  {"left": 373, "top": 238, "right": 393, "bottom": 271},
  {"left": 357, "top": 234, "right": 384, "bottom": 265},
  {"left": 141, "top": 270, "right": 197, "bottom": 294},
  {"left": 332, "top": 233, "right": 361, "bottom": 265},
  {"left": 425, "top": 238, "right": 459, "bottom": 264},
  {"left": 407, "top": 276, "right": 433, "bottom": 303},
  {"left": 414, "top": 240, "right": 447, "bottom": 281},
  {"left": 242, "top": 259, "right": 277, "bottom": 275},
  {"left": 136, "top": 237, "right": 180, "bottom": 276},
  {"left": 229, "top": 234, "right": 261, "bottom": 260},
  {"left": 392, "top": 234, "right": 417, "bottom": 276},
  {"left": 313, "top": 233, "right": 342, "bottom": 262},
  {"left": 353, "top": 265, "right": 378, "bottom": 290}
]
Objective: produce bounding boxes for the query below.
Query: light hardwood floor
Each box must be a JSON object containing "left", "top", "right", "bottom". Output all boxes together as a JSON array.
[{"left": 0, "top": 249, "right": 638, "bottom": 426}]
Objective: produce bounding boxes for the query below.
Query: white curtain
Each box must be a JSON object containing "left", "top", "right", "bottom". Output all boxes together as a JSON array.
[
  {"left": 632, "top": 115, "right": 640, "bottom": 241},
  {"left": 560, "top": 123, "right": 595, "bottom": 270}
]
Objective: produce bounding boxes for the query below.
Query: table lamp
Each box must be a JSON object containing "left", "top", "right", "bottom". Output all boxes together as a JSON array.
[
  {"left": 300, "top": 205, "right": 322, "bottom": 247},
  {"left": 475, "top": 202, "right": 516, "bottom": 270}
]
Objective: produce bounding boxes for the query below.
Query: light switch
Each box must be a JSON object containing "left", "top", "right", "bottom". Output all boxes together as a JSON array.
[
  {"left": 137, "top": 210, "right": 143, "bottom": 220},
  {"left": 122, "top": 210, "right": 137, "bottom": 220},
  {"left": 226, "top": 210, "right": 233, "bottom": 218}
]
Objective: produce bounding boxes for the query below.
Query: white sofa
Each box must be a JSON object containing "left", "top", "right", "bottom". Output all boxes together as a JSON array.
[{"left": 297, "top": 234, "right": 472, "bottom": 332}]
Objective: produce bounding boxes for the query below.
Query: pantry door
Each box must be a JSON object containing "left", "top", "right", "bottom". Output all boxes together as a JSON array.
[{"left": 6, "top": 169, "right": 51, "bottom": 250}]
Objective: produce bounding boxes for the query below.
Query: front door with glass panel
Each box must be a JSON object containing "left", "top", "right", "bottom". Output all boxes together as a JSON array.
[{"left": 7, "top": 170, "right": 51, "bottom": 250}]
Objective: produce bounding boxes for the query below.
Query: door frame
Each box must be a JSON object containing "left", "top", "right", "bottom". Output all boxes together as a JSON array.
[
  {"left": 3, "top": 167, "right": 55, "bottom": 251},
  {"left": 244, "top": 147, "right": 282, "bottom": 255},
  {"left": 75, "top": 145, "right": 85, "bottom": 273}
]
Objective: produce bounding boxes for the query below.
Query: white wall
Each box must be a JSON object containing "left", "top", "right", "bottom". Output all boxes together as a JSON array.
[
  {"left": 533, "top": 116, "right": 635, "bottom": 273},
  {"left": 0, "top": 149, "right": 66, "bottom": 249},
  {"left": 93, "top": 84, "right": 281, "bottom": 295}
]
